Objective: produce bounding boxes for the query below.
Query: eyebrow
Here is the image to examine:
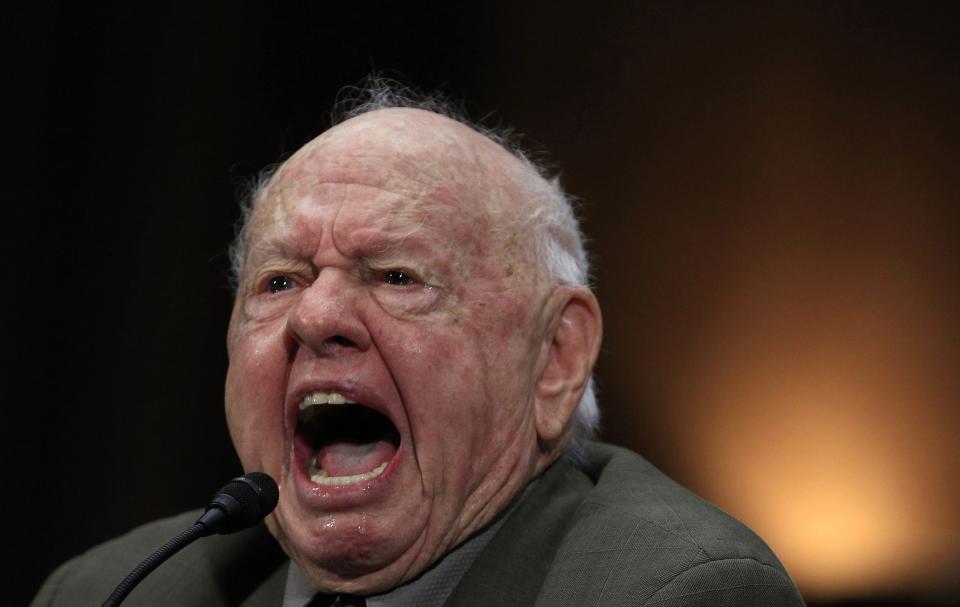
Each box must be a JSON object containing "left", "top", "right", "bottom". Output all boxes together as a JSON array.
[
  {"left": 245, "top": 237, "right": 294, "bottom": 264},
  {"left": 246, "top": 225, "right": 442, "bottom": 272},
  {"left": 345, "top": 222, "right": 438, "bottom": 257}
]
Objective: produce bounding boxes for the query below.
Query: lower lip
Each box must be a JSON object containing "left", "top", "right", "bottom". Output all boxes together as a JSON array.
[{"left": 291, "top": 440, "right": 404, "bottom": 508}]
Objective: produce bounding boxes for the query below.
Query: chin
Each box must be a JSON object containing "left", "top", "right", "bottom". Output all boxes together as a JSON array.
[{"left": 268, "top": 498, "right": 434, "bottom": 594}]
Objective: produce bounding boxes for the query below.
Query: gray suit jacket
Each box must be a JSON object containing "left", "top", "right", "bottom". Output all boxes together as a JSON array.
[{"left": 32, "top": 443, "right": 805, "bottom": 606}]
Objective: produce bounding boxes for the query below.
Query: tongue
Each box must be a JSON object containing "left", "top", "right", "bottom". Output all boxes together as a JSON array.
[{"left": 316, "top": 440, "right": 396, "bottom": 477}]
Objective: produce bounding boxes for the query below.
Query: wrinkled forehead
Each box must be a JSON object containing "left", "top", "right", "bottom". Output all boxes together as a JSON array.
[{"left": 243, "top": 109, "right": 543, "bottom": 283}]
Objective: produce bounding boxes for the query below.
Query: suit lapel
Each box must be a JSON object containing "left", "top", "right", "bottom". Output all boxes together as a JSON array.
[
  {"left": 240, "top": 559, "right": 289, "bottom": 607},
  {"left": 443, "top": 459, "right": 593, "bottom": 607}
]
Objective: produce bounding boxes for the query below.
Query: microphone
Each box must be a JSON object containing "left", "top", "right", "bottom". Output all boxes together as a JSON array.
[
  {"left": 102, "top": 472, "right": 279, "bottom": 607},
  {"left": 195, "top": 471, "right": 279, "bottom": 535}
]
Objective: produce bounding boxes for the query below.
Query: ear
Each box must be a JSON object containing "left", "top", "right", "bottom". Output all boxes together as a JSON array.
[{"left": 533, "top": 286, "right": 603, "bottom": 448}]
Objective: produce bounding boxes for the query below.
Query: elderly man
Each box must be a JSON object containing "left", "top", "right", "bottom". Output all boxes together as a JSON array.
[{"left": 32, "top": 87, "right": 805, "bottom": 606}]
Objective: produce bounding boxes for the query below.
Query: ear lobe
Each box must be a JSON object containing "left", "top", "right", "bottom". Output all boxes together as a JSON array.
[{"left": 534, "top": 287, "right": 602, "bottom": 446}]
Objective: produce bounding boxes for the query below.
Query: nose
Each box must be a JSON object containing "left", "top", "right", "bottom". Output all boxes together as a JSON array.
[{"left": 286, "top": 268, "right": 371, "bottom": 355}]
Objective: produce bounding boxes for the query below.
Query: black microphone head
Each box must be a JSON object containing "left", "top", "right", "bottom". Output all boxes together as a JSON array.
[{"left": 202, "top": 472, "right": 279, "bottom": 534}]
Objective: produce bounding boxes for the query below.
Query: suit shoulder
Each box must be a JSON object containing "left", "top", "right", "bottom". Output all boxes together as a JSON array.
[
  {"left": 533, "top": 443, "right": 802, "bottom": 606},
  {"left": 30, "top": 510, "right": 285, "bottom": 607},
  {"left": 637, "top": 557, "right": 806, "bottom": 606},
  {"left": 580, "top": 443, "right": 783, "bottom": 564}
]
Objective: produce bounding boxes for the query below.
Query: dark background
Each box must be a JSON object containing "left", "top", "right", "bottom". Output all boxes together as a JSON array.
[{"left": 7, "top": 2, "right": 960, "bottom": 605}]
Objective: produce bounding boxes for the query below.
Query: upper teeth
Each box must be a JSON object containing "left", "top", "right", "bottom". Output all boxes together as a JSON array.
[{"left": 299, "top": 391, "right": 356, "bottom": 410}]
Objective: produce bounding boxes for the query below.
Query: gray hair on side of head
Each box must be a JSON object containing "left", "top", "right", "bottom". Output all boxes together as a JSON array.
[{"left": 228, "top": 76, "right": 600, "bottom": 463}]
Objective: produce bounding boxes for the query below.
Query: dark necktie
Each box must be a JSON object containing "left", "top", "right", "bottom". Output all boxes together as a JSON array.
[
  {"left": 305, "top": 593, "right": 367, "bottom": 607},
  {"left": 331, "top": 595, "right": 367, "bottom": 607}
]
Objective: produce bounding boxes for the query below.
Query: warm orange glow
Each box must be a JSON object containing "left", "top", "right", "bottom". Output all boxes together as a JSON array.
[
  {"left": 594, "top": 88, "right": 960, "bottom": 600},
  {"left": 687, "top": 385, "right": 960, "bottom": 599},
  {"left": 643, "top": 225, "right": 960, "bottom": 600}
]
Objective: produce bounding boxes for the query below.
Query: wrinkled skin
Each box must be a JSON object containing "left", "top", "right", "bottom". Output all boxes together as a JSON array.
[{"left": 225, "top": 109, "right": 600, "bottom": 593}]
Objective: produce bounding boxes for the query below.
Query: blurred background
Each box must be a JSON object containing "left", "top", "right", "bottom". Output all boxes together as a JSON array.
[{"left": 6, "top": 2, "right": 959, "bottom": 605}]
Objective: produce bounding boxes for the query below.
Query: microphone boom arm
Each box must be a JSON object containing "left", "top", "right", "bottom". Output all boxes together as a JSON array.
[
  {"left": 100, "top": 472, "right": 278, "bottom": 607},
  {"left": 101, "top": 523, "right": 205, "bottom": 607}
]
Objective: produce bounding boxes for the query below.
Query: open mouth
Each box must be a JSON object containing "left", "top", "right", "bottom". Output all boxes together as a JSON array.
[{"left": 296, "top": 392, "right": 401, "bottom": 486}]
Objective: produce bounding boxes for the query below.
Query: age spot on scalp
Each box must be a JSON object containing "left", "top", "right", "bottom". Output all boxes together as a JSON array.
[{"left": 428, "top": 184, "right": 457, "bottom": 205}]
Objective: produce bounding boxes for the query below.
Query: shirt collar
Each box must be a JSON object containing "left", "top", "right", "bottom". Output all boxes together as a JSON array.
[{"left": 283, "top": 480, "right": 535, "bottom": 607}]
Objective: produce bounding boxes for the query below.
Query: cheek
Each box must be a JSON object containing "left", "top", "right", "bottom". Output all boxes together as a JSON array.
[
  {"left": 375, "top": 321, "right": 479, "bottom": 420},
  {"left": 225, "top": 329, "right": 288, "bottom": 472},
  {"left": 379, "top": 316, "right": 528, "bottom": 448}
]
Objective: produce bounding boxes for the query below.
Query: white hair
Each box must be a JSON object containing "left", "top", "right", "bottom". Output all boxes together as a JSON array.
[{"left": 229, "top": 78, "right": 600, "bottom": 462}]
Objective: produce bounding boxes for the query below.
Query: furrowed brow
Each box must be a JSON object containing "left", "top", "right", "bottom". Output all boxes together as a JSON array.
[{"left": 349, "top": 221, "right": 434, "bottom": 257}]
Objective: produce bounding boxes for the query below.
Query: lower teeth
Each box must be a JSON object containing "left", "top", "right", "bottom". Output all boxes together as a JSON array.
[{"left": 309, "top": 459, "right": 388, "bottom": 485}]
